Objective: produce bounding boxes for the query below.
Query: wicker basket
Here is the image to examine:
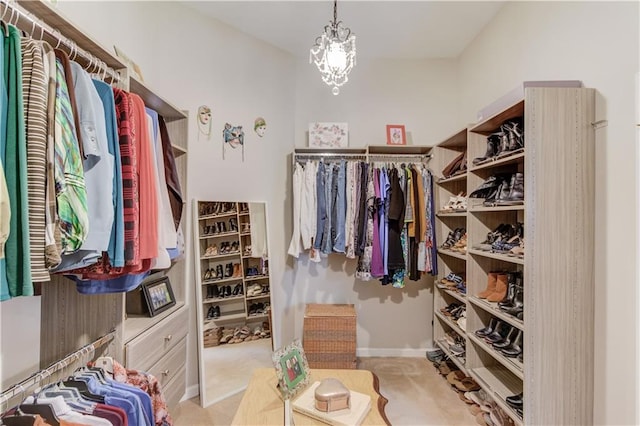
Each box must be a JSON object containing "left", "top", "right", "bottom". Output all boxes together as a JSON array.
[
  {"left": 303, "top": 304, "right": 356, "bottom": 369},
  {"left": 204, "top": 326, "right": 222, "bottom": 348}
]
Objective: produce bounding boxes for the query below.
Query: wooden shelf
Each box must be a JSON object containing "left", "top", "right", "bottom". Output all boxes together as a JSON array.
[
  {"left": 468, "top": 334, "right": 524, "bottom": 380},
  {"left": 470, "top": 100, "right": 525, "bottom": 135},
  {"left": 200, "top": 252, "right": 241, "bottom": 260},
  {"left": 434, "top": 311, "right": 466, "bottom": 337},
  {"left": 124, "top": 303, "right": 185, "bottom": 343},
  {"left": 468, "top": 297, "right": 524, "bottom": 330},
  {"left": 294, "top": 147, "right": 366, "bottom": 155},
  {"left": 199, "top": 212, "right": 237, "bottom": 221},
  {"left": 200, "top": 231, "right": 239, "bottom": 240},
  {"left": 246, "top": 294, "right": 270, "bottom": 301},
  {"left": 469, "top": 367, "right": 523, "bottom": 426},
  {"left": 203, "top": 295, "right": 245, "bottom": 304},
  {"left": 202, "top": 276, "right": 243, "bottom": 286},
  {"left": 468, "top": 249, "right": 524, "bottom": 265},
  {"left": 367, "top": 145, "right": 432, "bottom": 155},
  {"left": 172, "top": 144, "right": 187, "bottom": 158},
  {"left": 437, "top": 173, "right": 467, "bottom": 184},
  {"left": 437, "top": 248, "right": 467, "bottom": 261},
  {"left": 435, "top": 128, "right": 468, "bottom": 148},
  {"left": 469, "top": 204, "right": 525, "bottom": 212},
  {"left": 129, "top": 76, "right": 187, "bottom": 122},
  {"left": 435, "top": 340, "right": 467, "bottom": 375},
  {"left": 436, "top": 284, "right": 466, "bottom": 303},
  {"left": 205, "top": 311, "right": 247, "bottom": 323},
  {"left": 468, "top": 152, "right": 524, "bottom": 172},
  {"left": 246, "top": 312, "right": 269, "bottom": 320},
  {"left": 436, "top": 211, "right": 467, "bottom": 217},
  {"left": 245, "top": 275, "right": 270, "bottom": 281}
]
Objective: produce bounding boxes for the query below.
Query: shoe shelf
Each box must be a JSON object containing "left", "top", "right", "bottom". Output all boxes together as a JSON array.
[
  {"left": 240, "top": 232, "right": 251, "bottom": 237},
  {"left": 468, "top": 249, "right": 524, "bottom": 265},
  {"left": 468, "top": 296, "right": 523, "bottom": 330},
  {"left": 468, "top": 366, "right": 523, "bottom": 426},
  {"left": 468, "top": 205, "right": 524, "bottom": 213},
  {"left": 435, "top": 339, "right": 468, "bottom": 375},
  {"left": 436, "top": 211, "right": 467, "bottom": 217},
  {"left": 205, "top": 311, "right": 246, "bottom": 323},
  {"left": 203, "top": 295, "right": 245, "bottom": 304},
  {"left": 246, "top": 294, "right": 270, "bottom": 301},
  {"left": 434, "top": 311, "right": 466, "bottom": 338},
  {"left": 467, "top": 333, "right": 524, "bottom": 380},
  {"left": 246, "top": 312, "right": 268, "bottom": 319},
  {"left": 245, "top": 274, "right": 270, "bottom": 281},
  {"left": 199, "top": 231, "right": 239, "bottom": 240},
  {"left": 200, "top": 252, "right": 240, "bottom": 260},
  {"left": 436, "top": 284, "right": 466, "bottom": 304},
  {"left": 437, "top": 248, "right": 467, "bottom": 261},
  {"left": 437, "top": 172, "right": 468, "bottom": 184},
  {"left": 199, "top": 211, "right": 237, "bottom": 221},
  {"left": 470, "top": 100, "right": 525, "bottom": 134},
  {"left": 468, "top": 152, "right": 525, "bottom": 173},
  {"left": 202, "top": 276, "right": 243, "bottom": 286}
]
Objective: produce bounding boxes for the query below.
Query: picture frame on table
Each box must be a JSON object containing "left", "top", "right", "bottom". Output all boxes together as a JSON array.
[
  {"left": 142, "top": 276, "right": 176, "bottom": 317},
  {"left": 272, "top": 339, "right": 311, "bottom": 400},
  {"left": 386, "top": 124, "right": 406, "bottom": 145}
]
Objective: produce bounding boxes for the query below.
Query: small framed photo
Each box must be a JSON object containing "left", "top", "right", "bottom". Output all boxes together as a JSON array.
[
  {"left": 142, "top": 276, "right": 176, "bottom": 317},
  {"left": 272, "top": 339, "right": 310, "bottom": 400},
  {"left": 386, "top": 124, "right": 406, "bottom": 145}
]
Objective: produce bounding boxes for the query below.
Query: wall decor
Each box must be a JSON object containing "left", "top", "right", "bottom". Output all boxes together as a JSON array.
[
  {"left": 254, "top": 117, "right": 267, "bottom": 137},
  {"left": 222, "top": 123, "right": 245, "bottom": 161},
  {"left": 308, "top": 122, "right": 348, "bottom": 148},
  {"left": 386, "top": 124, "right": 406, "bottom": 145},
  {"left": 197, "top": 105, "right": 212, "bottom": 140},
  {"left": 142, "top": 276, "right": 176, "bottom": 317}
]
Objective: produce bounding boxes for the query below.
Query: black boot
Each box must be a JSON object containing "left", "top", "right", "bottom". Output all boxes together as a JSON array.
[
  {"left": 493, "top": 326, "right": 518, "bottom": 349},
  {"left": 498, "top": 272, "right": 519, "bottom": 308},
  {"left": 215, "top": 264, "right": 224, "bottom": 280},
  {"left": 475, "top": 317, "right": 498, "bottom": 337},
  {"left": 500, "top": 329, "right": 523, "bottom": 358},
  {"left": 506, "top": 392, "right": 523, "bottom": 408},
  {"left": 498, "top": 173, "right": 524, "bottom": 205},
  {"left": 472, "top": 135, "right": 499, "bottom": 165},
  {"left": 502, "top": 286, "right": 524, "bottom": 317}
]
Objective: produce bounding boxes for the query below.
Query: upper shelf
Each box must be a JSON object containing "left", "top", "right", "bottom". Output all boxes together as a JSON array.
[
  {"left": 17, "top": 0, "right": 126, "bottom": 70},
  {"left": 129, "top": 76, "right": 187, "bottom": 122},
  {"left": 470, "top": 100, "right": 525, "bottom": 135},
  {"left": 367, "top": 145, "right": 432, "bottom": 155},
  {"left": 435, "top": 128, "right": 467, "bottom": 149}
]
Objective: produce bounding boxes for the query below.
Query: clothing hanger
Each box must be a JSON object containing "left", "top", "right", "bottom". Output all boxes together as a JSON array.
[
  {"left": 19, "top": 395, "right": 62, "bottom": 426},
  {"left": 60, "top": 379, "right": 104, "bottom": 403},
  {"left": 1, "top": 414, "right": 38, "bottom": 426},
  {"left": 93, "top": 356, "right": 114, "bottom": 379}
]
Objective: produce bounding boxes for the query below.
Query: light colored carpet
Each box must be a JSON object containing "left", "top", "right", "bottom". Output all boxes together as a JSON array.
[
  {"left": 174, "top": 357, "right": 477, "bottom": 426},
  {"left": 202, "top": 338, "right": 273, "bottom": 405}
]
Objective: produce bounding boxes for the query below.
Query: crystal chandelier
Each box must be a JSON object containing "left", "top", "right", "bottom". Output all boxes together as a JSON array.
[{"left": 309, "top": 0, "right": 356, "bottom": 95}]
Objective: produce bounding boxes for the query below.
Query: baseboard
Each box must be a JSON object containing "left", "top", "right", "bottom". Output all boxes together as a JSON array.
[
  {"left": 180, "top": 384, "right": 200, "bottom": 403},
  {"left": 356, "top": 348, "right": 431, "bottom": 357}
]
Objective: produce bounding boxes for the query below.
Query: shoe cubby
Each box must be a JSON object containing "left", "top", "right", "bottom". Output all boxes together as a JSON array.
[
  {"left": 194, "top": 200, "right": 273, "bottom": 345},
  {"left": 432, "top": 88, "right": 595, "bottom": 425}
]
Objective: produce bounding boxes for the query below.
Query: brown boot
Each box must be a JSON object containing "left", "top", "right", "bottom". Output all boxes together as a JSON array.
[
  {"left": 487, "top": 273, "right": 508, "bottom": 302},
  {"left": 477, "top": 272, "right": 497, "bottom": 299}
]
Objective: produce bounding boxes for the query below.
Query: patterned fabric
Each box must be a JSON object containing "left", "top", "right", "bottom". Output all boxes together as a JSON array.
[
  {"left": 4, "top": 25, "right": 33, "bottom": 296},
  {"left": 54, "top": 51, "right": 88, "bottom": 254},
  {"left": 21, "top": 38, "right": 50, "bottom": 282},
  {"left": 111, "top": 359, "right": 173, "bottom": 426}
]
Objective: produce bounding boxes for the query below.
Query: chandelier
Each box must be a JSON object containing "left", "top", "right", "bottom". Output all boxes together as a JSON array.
[{"left": 309, "top": 0, "right": 356, "bottom": 95}]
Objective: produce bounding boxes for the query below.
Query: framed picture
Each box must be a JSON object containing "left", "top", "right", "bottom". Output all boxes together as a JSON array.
[
  {"left": 142, "top": 276, "right": 176, "bottom": 317},
  {"left": 308, "top": 122, "right": 349, "bottom": 148},
  {"left": 272, "top": 339, "right": 310, "bottom": 400},
  {"left": 113, "top": 45, "right": 144, "bottom": 82},
  {"left": 386, "top": 124, "right": 406, "bottom": 145}
]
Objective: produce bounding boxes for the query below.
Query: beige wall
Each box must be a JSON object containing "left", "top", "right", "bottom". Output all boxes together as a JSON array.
[{"left": 456, "top": 2, "right": 639, "bottom": 424}]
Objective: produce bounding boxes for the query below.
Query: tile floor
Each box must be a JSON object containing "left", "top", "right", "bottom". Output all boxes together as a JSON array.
[{"left": 173, "top": 357, "right": 476, "bottom": 425}]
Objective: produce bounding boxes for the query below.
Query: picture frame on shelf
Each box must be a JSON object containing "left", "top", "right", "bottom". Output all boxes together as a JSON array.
[
  {"left": 142, "top": 276, "right": 176, "bottom": 317},
  {"left": 386, "top": 124, "right": 406, "bottom": 145},
  {"left": 308, "top": 122, "right": 349, "bottom": 148},
  {"left": 272, "top": 339, "right": 310, "bottom": 400}
]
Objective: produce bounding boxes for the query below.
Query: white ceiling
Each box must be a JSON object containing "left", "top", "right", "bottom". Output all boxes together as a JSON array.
[{"left": 183, "top": 1, "right": 505, "bottom": 59}]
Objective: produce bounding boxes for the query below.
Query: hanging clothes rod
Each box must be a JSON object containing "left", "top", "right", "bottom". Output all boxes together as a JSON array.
[
  {"left": 0, "top": 330, "right": 115, "bottom": 408},
  {"left": 0, "top": 0, "right": 122, "bottom": 83},
  {"left": 368, "top": 154, "right": 432, "bottom": 161}
]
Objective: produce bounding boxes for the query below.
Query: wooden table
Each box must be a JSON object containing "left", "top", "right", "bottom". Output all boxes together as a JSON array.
[{"left": 231, "top": 368, "right": 390, "bottom": 425}]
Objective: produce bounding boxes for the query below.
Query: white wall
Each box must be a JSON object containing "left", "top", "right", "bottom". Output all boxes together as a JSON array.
[
  {"left": 456, "top": 2, "right": 639, "bottom": 424},
  {"left": 0, "top": 297, "right": 41, "bottom": 389},
  {"left": 292, "top": 57, "right": 460, "bottom": 354}
]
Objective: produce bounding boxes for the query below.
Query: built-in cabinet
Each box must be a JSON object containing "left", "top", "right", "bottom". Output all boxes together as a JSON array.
[
  {"left": 14, "top": 0, "right": 190, "bottom": 410},
  {"left": 432, "top": 87, "right": 595, "bottom": 425}
]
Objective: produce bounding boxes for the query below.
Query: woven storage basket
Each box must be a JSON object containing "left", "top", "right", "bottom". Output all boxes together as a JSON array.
[
  {"left": 203, "top": 326, "right": 222, "bottom": 348},
  {"left": 303, "top": 304, "right": 356, "bottom": 369}
]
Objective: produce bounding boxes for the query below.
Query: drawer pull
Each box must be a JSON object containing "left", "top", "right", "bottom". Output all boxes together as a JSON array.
[
  {"left": 164, "top": 334, "right": 172, "bottom": 342},
  {"left": 162, "top": 369, "right": 170, "bottom": 376}
]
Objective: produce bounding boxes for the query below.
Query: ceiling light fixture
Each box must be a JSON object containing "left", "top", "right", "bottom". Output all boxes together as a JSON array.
[{"left": 309, "top": 0, "right": 356, "bottom": 96}]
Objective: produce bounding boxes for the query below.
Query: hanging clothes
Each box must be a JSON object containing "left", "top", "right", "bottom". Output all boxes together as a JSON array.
[{"left": 158, "top": 116, "right": 183, "bottom": 231}]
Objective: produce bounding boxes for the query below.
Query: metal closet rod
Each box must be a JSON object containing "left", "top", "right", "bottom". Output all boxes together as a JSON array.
[
  {"left": 0, "top": 330, "right": 116, "bottom": 407},
  {"left": 0, "top": 0, "right": 122, "bottom": 83}
]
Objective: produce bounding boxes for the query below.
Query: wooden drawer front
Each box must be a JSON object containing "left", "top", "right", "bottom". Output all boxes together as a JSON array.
[
  {"left": 126, "top": 307, "right": 188, "bottom": 370},
  {"left": 163, "top": 365, "right": 186, "bottom": 411},
  {"left": 148, "top": 337, "right": 187, "bottom": 388}
]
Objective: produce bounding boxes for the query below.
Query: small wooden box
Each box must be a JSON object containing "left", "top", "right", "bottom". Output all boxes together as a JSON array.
[
  {"left": 303, "top": 304, "right": 356, "bottom": 369},
  {"left": 204, "top": 327, "right": 222, "bottom": 348}
]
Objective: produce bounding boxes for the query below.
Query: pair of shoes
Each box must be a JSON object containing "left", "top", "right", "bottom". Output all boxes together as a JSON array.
[
  {"left": 476, "top": 321, "right": 523, "bottom": 358},
  {"left": 469, "top": 173, "right": 524, "bottom": 206},
  {"left": 477, "top": 272, "right": 515, "bottom": 303},
  {"left": 441, "top": 272, "right": 465, "bottom": 287},
  {"left": 498, "top": 274, "right": 524, "bottom": 317},
  {"left": 441, "top": 192, "right": 467, "bottom": 212},
  {"left": 248, "top": 302, "right": 267, "bottom": 315},
  {"left": 206, "top": 305, "right": 221, "bottom": 319},
  {"left": 472, "top": 117, "right": 524, "bottom": 165},
  {"left": 245, "top": 267, "right": 260, "bottom": 277},
  {"left": 243, "top": 245, "right": 252, "bottom": 256},
  {"left": 506, "top": 392, "right": 523, "bottom": 409},
  {"left": 241, "top": 222, "right": 251, "bottom": 233},
  {"left": 441, "top": 150, "right": 468, "bottom": 178},
  {"left": 441, "top": 228, "right": 466, "bottom": 250},
  {"left": 206, "top": 285, "right": 220, "bottom": 299},
  {"left": 447, "top": 371, "right": 479, "bottom": 392},
  {"left": 472, "top": 223, "right": 517, "bottom": 251},
  {"left": 246, "top": 283, "right": 262, "bottom": 297},
  {"left": 204, "top": 244, "right": 218, "bottom": 256},
  {"left": 229, "top": 218, "right": 238, "bottom": 232}
]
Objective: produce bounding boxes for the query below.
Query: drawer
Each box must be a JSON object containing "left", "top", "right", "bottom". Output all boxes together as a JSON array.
[
  {"left": 125, "top": 307, "right": 188, "bottom": 370},
  {"left": 147, "top": 337, "right": 187, "bottom": 388},
  {"left": 163, "top": 365, "right": 186, "bottom": 411}
]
